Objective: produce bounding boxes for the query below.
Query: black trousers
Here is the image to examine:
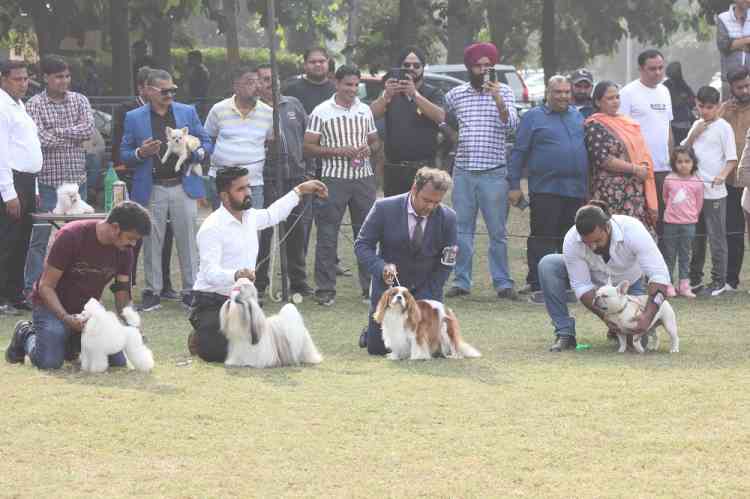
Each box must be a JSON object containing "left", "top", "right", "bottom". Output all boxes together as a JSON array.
[
  {"left": 0, "top": 171, "right": 36, "bottom": 302},
  {"left": 188, "top": 292, "right": 228, "bottom": 363},
  {"left": 384, "top": 163, "right": 423, "bottom": 197},
  {"left": 256, "top": 178, "right": 309, "bottom": 293},
  {"left": 726, "top": 184, "right": 745, "bottom": 288},
  {"left": 526, "top": 192, "right": 583, "bottom": 290},
  {"left": 655, "top": 171, "right": 669, "bottom": 253}
]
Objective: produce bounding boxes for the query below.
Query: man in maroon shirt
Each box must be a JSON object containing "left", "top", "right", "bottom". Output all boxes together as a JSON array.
[{"left": 5, "top": 201, "right": 151, "bottom": 369}]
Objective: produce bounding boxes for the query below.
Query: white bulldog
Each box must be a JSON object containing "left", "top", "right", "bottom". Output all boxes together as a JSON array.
[{"left": 593, "top": 281, "right": 679, "bottom": 354}]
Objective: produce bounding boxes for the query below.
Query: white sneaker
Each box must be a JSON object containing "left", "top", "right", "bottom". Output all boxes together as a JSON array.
[{"left": 725, "top": 283, "right": 738, "bottom": 292}]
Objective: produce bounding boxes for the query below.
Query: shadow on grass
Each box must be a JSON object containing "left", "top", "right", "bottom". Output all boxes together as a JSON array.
[
  {"left": 384, "top": 357, "right": 505, "bottom": 386},
  {"left": 224, "top": 364, "right": 313, "bottom": 387},
  {"left": 46, "top": 363, "right": 185, "bottom": 395}
]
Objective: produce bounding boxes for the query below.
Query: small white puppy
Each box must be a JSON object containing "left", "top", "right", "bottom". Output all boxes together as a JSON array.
[
  {"left": 53, "top": 183, "right": 95, "bottom": 215},
  {"left": 594, "top": 281, "right": 679, "bottom": 354},
  {"left": 79, "top": 298, "right": 154, "bottom": 373},
  {"left": 220, "top": 278, "right": 322, "bottom": 368},
  {"left": 161, "top": 126, "right": 202, "bottom": 176}
]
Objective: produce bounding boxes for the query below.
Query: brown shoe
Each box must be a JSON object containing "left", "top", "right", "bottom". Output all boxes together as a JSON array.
[{"left": 187, "top": 331, "right": 199, "bottom": 356}]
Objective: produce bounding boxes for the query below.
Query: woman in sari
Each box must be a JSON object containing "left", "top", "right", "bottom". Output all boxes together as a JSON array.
[{"left": 584, "top": 80, "right": 658, "bottom": 236}]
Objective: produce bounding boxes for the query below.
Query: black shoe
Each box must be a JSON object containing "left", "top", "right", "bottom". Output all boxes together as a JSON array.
[
  {"left": 137, "top": 292, "right": 161, "bottom": 312},
  {"left": 497, "top": 288, "right": 520, "bottom": 301},
  {"left": 5, "top": 320, "right": 33, "bottom": 364},
  {"left": 445, "top": 286, "right": 470, "bottom": 298},
  {"left": 361, "top": 289, "right": 370, "bottom": 304},
  {"left": 290, "top": 283, "right": 314, "bottom": 297},
  {"left": 315, "top": 291, "right": 335, "bottom": 307},
  {"left": 689, "top": 280, "right": 704, "bottom": 293},
  {"left": 359, "top": 328, "right": 368, "bottom": 348},
  {"left": 549, "top": 335, "right": 577, "bottom": 352},
  {"left": 699, "top": 282, "right": 728, "bottom": 298},
  {"left": 181, "top": 292, "right": 193, "bottom": 310},
  {"left": 160, "top": 288, "right": 181, "bottom": 300},
  {"left": 335, "top": 264, "right": 352, "bottom": 276},
  {"left": 528, "top": 291, "right": 545, "bottom": 305}
]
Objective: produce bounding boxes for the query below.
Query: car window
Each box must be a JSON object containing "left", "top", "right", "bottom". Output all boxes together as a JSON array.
[{"left": 498, "top": 71, "right": 524, "bottom": 101}]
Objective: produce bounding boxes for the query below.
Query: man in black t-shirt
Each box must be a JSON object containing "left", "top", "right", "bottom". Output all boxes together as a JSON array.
[
  {"left": 370, "top": 46, "right": 446, "bottom": 196},
  {"left": 284, "top": 47, "right": 336, "bottom": 115}
]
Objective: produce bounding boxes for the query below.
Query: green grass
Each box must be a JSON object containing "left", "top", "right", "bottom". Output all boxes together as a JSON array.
[{"left": 2, "top": 201, "right": 750, "bottom": 498}]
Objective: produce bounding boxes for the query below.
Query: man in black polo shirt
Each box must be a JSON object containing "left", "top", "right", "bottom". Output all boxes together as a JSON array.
[{"left": 370, "top": 46, "right": 446, "bottom": 196}]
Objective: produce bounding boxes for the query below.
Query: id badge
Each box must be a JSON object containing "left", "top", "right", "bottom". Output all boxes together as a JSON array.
[{"left": 441, "top": 245, "right": 458, "bottom": 266}]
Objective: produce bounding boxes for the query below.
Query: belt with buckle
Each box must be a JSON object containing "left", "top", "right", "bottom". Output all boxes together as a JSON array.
[
  {"left": 153, "top": 177, "right": 182, "bottom": 187},
  {"left": 386, "top": 161, "right": 432, "bottom": 169}
]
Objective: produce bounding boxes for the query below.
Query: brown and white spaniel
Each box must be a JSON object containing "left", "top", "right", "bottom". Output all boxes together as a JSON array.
[{"left": 373, "top": 286, "right": 481, "bottom": 360}]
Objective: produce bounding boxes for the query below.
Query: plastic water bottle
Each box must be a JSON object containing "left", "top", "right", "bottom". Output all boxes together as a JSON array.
[{"left": 104, "top": 165, "right": 119, "bottom": 212}]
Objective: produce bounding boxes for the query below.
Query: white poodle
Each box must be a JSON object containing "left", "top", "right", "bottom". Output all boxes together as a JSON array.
[
  {"left": 53, "top": 183, "right": 95, "bottom": 215},
  {"left": 78, "top": 298, "right": 154, "bottom": 373}
]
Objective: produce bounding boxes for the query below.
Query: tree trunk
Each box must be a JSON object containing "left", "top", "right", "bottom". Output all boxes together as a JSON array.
[
  {"left": 28, "top": 0, "right": 69, "bottom": 57},
  {"left": 110, "top": 0, "right": 132, "bottom": 95},
  {"left": 396, "top": 0, "right": 418, "bottom": 60},
  {"left": 541, "top": 0, "right": 556, "bottom": 81},
  {"left": 223, "top": 0, "right": 240, "bottom": 66},
  {"left": 446, "top": 0, "right": 472, "bottom": 63},
  {"left": 150, "top": 13, "right": 174, "bottom": 72},
  {"left": 345, "top": 0, "right": 362, "bottom": 64}
]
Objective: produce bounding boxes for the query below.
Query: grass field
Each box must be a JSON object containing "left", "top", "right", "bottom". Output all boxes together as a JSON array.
[{"left": 2, "top": 199, "right": 750, "bottom": 498}]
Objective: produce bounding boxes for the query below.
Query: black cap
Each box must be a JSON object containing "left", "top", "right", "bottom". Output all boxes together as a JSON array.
[{"left": 570, "top": 68, "right": 593, "bottom": 84}]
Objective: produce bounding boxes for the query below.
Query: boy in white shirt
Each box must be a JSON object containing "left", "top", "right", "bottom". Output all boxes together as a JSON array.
[{"left": 682, "top": 86, "right": 738, "bottom": 296}]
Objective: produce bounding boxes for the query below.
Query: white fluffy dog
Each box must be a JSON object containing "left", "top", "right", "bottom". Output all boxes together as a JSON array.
[
  {"left": 219, "top": 278, "right": 322, "bottom": 368},
  {"left": 373, "top": 286, "right": 481, "bottom": 360},
  {"left": 161, "top": 126, "right": 202, "bottom": 176},
  {"left": 78, "top": 298, "right": 154, "bottom": 373},
  {"left": 594, "top": 281, "right": 679, "bottom": 354},
  {"left": 53, "top": 183, "right": 95, "bottom": 215}
]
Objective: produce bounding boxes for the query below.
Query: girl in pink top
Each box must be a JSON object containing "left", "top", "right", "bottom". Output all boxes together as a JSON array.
[{"left": 662, "top": 146, "right": 704, "bottom": 298}]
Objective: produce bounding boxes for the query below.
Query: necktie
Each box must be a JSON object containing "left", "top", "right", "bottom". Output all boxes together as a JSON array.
[{"left": 411, "top": 215, "right": 424, "bottom": 254}]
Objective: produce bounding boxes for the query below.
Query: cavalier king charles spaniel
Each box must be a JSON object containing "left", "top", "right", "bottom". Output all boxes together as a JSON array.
[{"left": 373, "top": 286, "right": 481, "bottom": 360}]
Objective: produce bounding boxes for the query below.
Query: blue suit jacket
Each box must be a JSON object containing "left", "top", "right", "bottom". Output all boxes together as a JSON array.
[
  {"left": 355, "top": 193, "right": 457, "bottom": 303},
  {"left": 120, "top": 102, "right": 212, "bottom": 206}
]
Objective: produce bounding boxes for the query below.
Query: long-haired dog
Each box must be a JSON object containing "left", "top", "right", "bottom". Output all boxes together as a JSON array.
[
  {"left": 161, "top": 126, "right": 202, "bottom": 176},
  {"left": 219, "top": 278, "right": 322, "bottom": 368},
  {"left": 78, "top": 298, "right": 154, "bottom": 373},
  {"left": 594, "top": 281, "right": 679, "bottom": 354},
  {"left": 373, "top": 286, "right": 481, "bottom": 360},
  {"left": 53, "top": 183, "right": 95, "bottom": 215}
]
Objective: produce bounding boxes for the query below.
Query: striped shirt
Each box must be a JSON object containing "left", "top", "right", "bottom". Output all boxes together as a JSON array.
[
  {"left": 444, "top": 82, "right": 518, "bottom": 171},
  {"left": 204, "top": 96, "right": 273, "bottom": 186},
  {"left": 307, "top": 95, "right": 377, "bottom": 179},
  {"left": 26, "top": 90, "right": 94, "bottom": 187}
]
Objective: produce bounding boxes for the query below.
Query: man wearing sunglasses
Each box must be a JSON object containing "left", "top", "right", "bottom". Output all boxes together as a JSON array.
[
  {"left": 121, "top": 69, "right": 212, "bottom": 313},
  {"left": 370, "top": 46, "right": 446, "bottom": 196}
]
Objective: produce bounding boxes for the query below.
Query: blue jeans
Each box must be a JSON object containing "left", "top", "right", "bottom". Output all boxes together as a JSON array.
[
  {"left": 662, "top": 223, "right": 696, "bottom": 281},
  {"left": 250, "top": 185, "right": 264, "bottom": 209},
  {"left": 451, "top": 167, "right": 512, "bottom": 291},
  {"left": 27, "top": 303, "right": 126, "bottom": 369},
  {"left": 203, "top": 176, "right": 220, "bottom": 210},
  {"left": 85, "top": 154, "right": 103, "bottom": 194},
  {"left": 23, "top": 182, "right": 87, "bottom": 296},
  {"left": 538, "top": 253, "right": 645, "bottom": 338}
]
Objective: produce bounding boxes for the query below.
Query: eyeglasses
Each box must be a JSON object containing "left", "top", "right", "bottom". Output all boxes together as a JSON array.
[
  {"left": 150, "top": 86, "right": 178, "bottom": 96},
  {"left": 402, "top": 62, "right": 422, "bottom": 69}
]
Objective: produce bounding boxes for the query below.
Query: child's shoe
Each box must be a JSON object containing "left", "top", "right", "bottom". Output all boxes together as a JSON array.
[
  {"left": 678, "top": 279, "right": 695, "bottom": 298},
  {"left": 667, "top": 284, "right": 677, "bottom": 297}
]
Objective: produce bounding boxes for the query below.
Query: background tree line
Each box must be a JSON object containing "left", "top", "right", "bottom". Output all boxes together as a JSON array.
[{"left": 0, "top": 0, "right": 731, "bottom": 95}]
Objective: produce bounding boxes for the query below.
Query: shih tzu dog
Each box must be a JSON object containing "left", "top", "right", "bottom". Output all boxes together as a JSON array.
[
  {"left": 53, "top": 183, "right": 95, "bottom": 215},
  {"left": 219, "top": 278, "right": 322, "bottom": 368},
  {"left": 373, "top": 286, "right": 481, "bottom": 361},
  {"left": 78, "top": 298, "right": 154, "bottom": 373}
]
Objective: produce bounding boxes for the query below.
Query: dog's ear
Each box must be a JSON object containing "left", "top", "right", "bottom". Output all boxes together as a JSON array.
[
  {"left": 405, "top": 294, "right": 422, "bottom": 331},
  {"left": 617, "top": 280, "right": 630, "bottom": 296},
  {"left": 181, "top": 126, "right": 189, "bottom": 135},
  {"left": 372, "top": 289, "right": 392, "bottom": 324},
  {"left": 166, "top": 126, "right": 173, "bottom": 135}
]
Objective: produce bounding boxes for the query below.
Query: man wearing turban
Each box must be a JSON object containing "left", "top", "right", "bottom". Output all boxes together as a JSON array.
[{"left": 444, "top": 42, "right": 521, "bottom": 300}]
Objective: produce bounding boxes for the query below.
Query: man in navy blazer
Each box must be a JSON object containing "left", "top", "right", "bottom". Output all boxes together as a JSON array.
[
  {"left": 121, "top": 69, "right": 212, "bottom": 312},
  {"left": 355, "top": 167, "right": 457, "bottom": 355}
]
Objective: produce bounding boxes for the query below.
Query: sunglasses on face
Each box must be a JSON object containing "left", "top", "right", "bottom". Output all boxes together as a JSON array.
[
  {"left": 150, "top": 86, "right": 178, "bottom": 97},
  {"left": 402, "top": 62, "right": 422, "bottom": 69}
]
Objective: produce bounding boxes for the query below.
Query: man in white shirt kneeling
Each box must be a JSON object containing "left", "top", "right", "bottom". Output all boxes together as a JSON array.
[
  {"left": 539, "top": 202, "right": 672, "bottom": 352},
  {"left": 188, "top": 166, "right": 327, "bottom": 362}
]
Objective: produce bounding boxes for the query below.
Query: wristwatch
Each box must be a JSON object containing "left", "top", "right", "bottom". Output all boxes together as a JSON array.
[{"left": 438, "top": 122, "right": 449, "bottom": 129}]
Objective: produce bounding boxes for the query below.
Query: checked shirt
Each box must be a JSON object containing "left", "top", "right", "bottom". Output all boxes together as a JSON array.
[
  {"left": 26, "top": 90, "right": 94, "bottom": 187},
  {"left": 444, "top": 82, "right": 518, "bottom": 171}
]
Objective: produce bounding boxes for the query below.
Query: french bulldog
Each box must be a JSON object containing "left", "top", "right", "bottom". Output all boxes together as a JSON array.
[{"left": 594, "top": 281, "right": 679, "bottom": 354}]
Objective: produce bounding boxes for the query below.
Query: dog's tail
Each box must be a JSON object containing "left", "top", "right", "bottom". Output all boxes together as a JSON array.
[
  {"left": 279, "top": 304, "right": 322, "bottom": 364},
  {"left": 124, "top": 327, "right": 154, "bottom": 372},
  {"left": 445, "top": 308, "right": 481, "bottom": 358}
]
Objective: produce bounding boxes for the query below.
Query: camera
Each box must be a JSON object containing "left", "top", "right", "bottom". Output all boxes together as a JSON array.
[{"left": 390, "top": 68, "right": 409, "bottom": 81}]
